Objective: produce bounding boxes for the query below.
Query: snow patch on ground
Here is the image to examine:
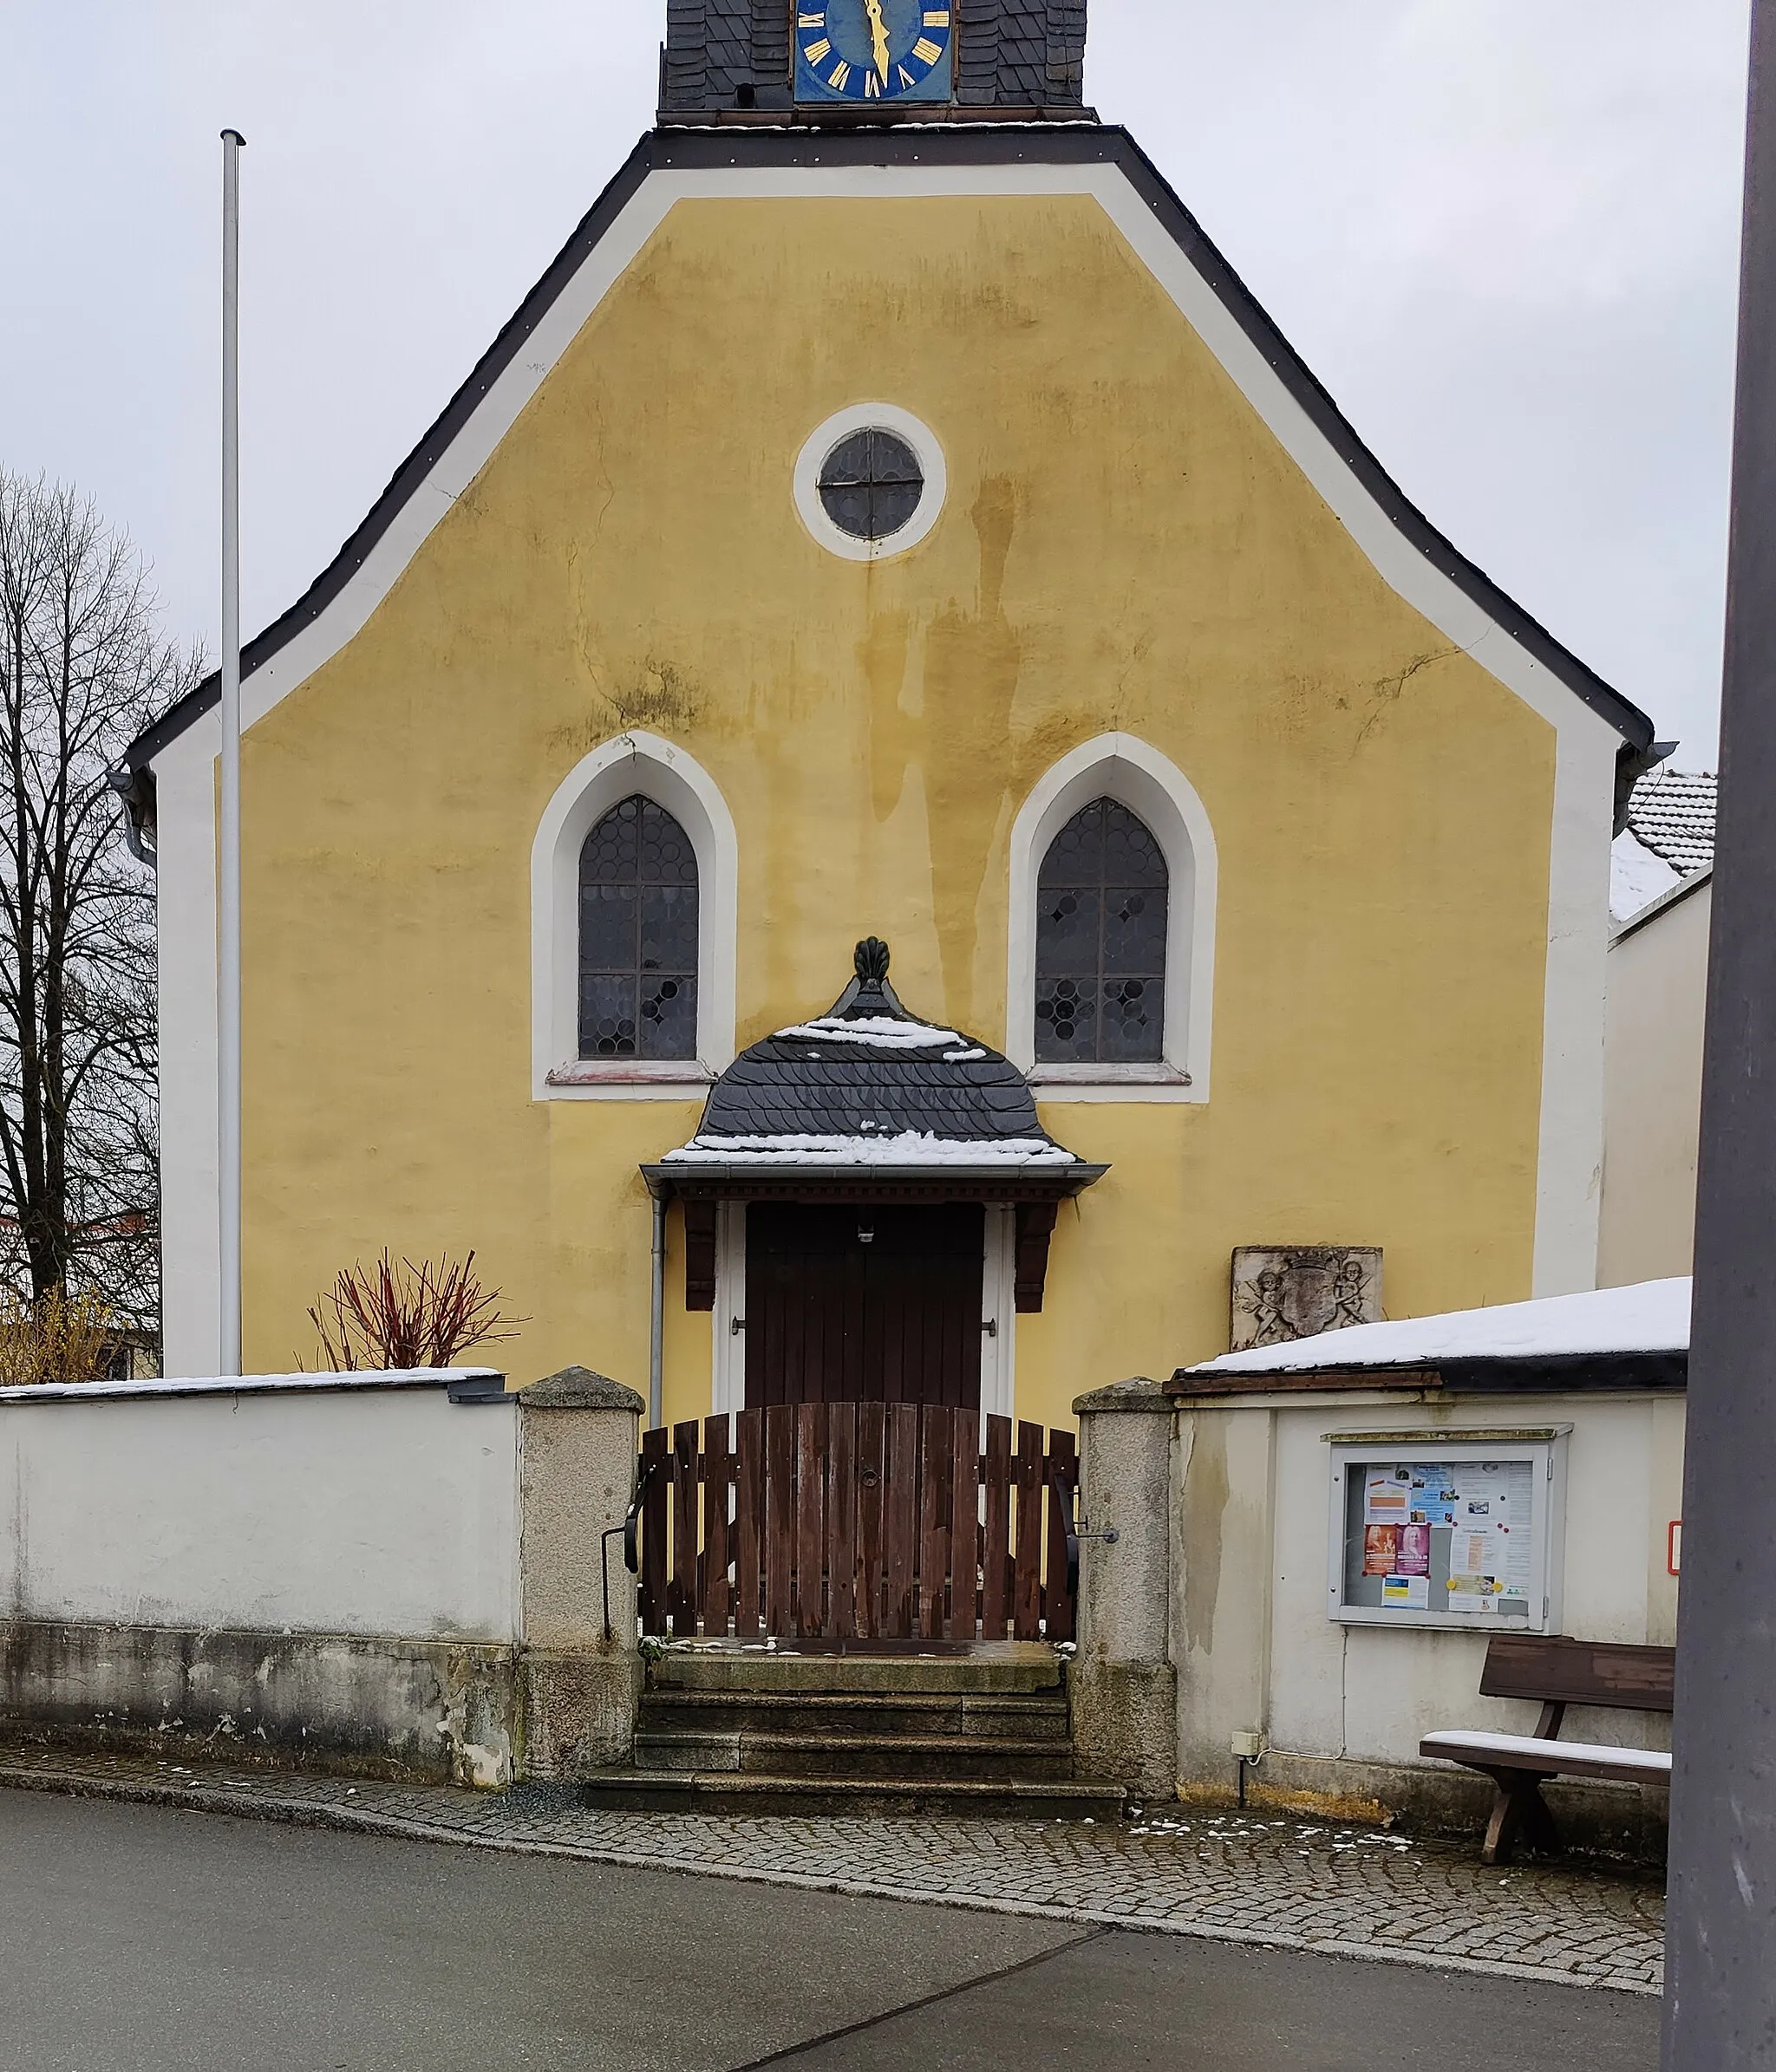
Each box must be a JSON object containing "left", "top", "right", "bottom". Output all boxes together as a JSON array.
[{"left": 1184, "top": 1277, "right": 1690, "bottom": 1377}]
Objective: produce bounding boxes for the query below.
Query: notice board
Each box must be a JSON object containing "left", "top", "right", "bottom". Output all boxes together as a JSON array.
[{"left": 1325, "top": 1433, "right": 1567, "bottom": 1632}]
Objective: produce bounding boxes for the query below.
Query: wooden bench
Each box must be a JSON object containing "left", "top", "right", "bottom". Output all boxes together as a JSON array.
[{"left": 1420, "top": 1634, "right": 1674, "bottom": 1863}]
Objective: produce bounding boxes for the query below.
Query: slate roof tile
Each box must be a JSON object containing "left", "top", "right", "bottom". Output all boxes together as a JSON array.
[{"left": 695, "top": 941, "right": 1058, "bottom": 1149}]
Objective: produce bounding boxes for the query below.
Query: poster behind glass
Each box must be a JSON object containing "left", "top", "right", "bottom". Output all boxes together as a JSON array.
[{"left": 1341, "top": 1458, "right": 1536, "bottom": 1619}]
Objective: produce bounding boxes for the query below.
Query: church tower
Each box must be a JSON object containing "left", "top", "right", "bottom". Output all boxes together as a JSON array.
[{"left": 658, "top": 0, "right": 1090, "bottom": 121}]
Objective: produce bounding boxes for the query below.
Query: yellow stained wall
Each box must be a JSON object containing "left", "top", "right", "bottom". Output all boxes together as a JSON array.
[{"left": 239, "top": 192, "right": 1556, "bottom": 1428}]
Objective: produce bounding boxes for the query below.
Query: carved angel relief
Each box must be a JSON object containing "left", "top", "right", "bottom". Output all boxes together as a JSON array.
[{"left": 1230, "top": 1246, "right": 1383, "bottom": 1352}]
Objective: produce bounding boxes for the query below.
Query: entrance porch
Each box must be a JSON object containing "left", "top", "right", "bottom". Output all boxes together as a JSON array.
[{"left": 643, "top": 938, "right": 1107, "bottom": 1424}]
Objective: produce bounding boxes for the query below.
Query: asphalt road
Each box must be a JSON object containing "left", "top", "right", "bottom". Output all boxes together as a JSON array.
[{"left": 0, "top": 1789, "right": 1660, "bottom": 2071}]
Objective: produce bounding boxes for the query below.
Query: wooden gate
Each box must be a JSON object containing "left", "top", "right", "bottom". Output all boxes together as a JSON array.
[{"left": 637, "top": 1404, "right": 1077, "bottom": 1643}]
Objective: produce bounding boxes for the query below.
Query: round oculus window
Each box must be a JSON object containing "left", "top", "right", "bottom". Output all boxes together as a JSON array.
[{"left": 817, "top": 428, "right": 925, "bottom": 543}]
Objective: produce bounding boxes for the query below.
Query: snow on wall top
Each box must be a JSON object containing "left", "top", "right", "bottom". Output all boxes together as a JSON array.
[
  {"left": 1182, "top": 1277, "right": 1692, "bottom": 1378},
  {"left": 0, "top": 1367, "right": 505, "bottom": 1407}
]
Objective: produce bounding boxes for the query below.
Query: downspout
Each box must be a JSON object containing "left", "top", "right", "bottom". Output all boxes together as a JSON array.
[{"left": 649, "top": 1189, "right": 665, "bottom": 1431}]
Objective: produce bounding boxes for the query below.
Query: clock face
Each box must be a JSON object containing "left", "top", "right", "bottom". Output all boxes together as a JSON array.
[{"left": 794, "top": 2, "right": 955, "bottom": 105}]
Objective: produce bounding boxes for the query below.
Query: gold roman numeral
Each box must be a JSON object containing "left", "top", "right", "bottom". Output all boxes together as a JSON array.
[
  {"left": 828, "top": 57, "right": 852, "bottom": 88},
  {"left": 797, "top": 10, "right": 825, "bottom": 23},
  {"left": 897, "top": 62, "right": 917, "bottom": 88},
  {"left": 923, "top": 10, "right": 950, "bottom": 24},
  {"left": 864, "top": 69, "right": 881, "bottom": 96},
  {"left": 912, "top": 36, "right": 944, "bottom": 64},
  {"left": 803, "top": 36, "right": 831, "bottom": 61}
]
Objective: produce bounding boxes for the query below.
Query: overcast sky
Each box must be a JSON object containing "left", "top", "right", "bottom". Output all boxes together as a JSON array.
[{"left": 3, "top": 2, "right": 1749, "bottom": 761}]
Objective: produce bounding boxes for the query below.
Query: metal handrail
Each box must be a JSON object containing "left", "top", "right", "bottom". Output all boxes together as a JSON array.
[
  {"left": 1051, "top": 1465, "right": 1119, "bottom": 1603},
  {"left": 601, "top": 1455, "right": 661, "bottom": 1641}
]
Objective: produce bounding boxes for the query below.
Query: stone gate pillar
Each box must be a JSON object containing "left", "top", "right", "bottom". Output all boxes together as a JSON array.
[
  {"left": 1070, "top": 1378, "right": 1179, "bottom": 1801},
  {"left": 517, "top": 1366, "right": 645, "bottom": 1778}
]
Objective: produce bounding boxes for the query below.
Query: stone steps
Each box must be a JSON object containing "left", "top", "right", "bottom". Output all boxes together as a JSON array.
[
  {"left": 634, "top": 1728, "right": 1076, "bottom": 1781},
  {"left": 578, "top": 1769, "right": 1126, "bottom": 1821},
  {"left": 579, "top": 1641, "right": 1124, "bottom": 1822},
  {"left": 638, "top": 1690, "right": 1071, "bottom": 1741}
]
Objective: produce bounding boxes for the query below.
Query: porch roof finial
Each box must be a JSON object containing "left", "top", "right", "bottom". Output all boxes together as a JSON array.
[{"left": 852, "top": 935, "right": 891, "bottom": 992}]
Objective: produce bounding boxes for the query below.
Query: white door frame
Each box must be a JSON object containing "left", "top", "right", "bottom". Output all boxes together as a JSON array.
[{"left": 707, "top": 1199, "right": 1015, "bottom": 1419}]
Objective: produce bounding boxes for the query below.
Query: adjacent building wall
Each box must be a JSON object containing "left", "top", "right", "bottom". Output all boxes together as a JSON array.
[{"left": 1598, "top": 875, "right": 1713, "bottom": 1287}]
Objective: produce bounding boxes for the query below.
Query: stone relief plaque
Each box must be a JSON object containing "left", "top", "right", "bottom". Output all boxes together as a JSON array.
[{"left": 1230, "top": 1246, "right": 1383, "bottom": 1352}]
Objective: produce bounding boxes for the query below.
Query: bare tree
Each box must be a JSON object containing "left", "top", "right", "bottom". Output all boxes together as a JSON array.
[{"left": 0, "top": 472, "right": 199, "bottom": 1355}]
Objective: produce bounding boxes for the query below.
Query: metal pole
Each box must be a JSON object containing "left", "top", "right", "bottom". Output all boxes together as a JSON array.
[
  {"left": 1663, "top": 5, "right": 1776, "bottom": 2061},
  {"left": 219, "top": 129, "right": 245, "bottom": 1378}
]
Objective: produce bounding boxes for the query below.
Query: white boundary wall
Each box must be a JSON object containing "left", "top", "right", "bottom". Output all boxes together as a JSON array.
[{"left": 0, "top": 1372, "right": 519, "bottom": 1642}]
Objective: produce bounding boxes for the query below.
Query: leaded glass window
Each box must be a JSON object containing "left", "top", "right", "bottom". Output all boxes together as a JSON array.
[
  {"left": 818, "top": 429, "right": 924, "bottom": 542},
  {"left": 578, "top": 796, "right": 699, "bottom": 1059},
  {"left": 1035, "top": 798, "right": 1168, "bottom": 1065}
]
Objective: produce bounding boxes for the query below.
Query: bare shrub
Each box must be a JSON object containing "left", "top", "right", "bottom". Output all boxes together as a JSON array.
[
  {"left": 306, "top": 1251, "right": 521, "bottom": 1372},
  {"left": 0, "top": 1285, "right": 125, "bottom": 1385}
]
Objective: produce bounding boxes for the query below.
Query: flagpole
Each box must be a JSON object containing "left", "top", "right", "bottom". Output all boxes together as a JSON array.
[{"left": 219, "top": 128, "right": 245, "bottom": 1378}]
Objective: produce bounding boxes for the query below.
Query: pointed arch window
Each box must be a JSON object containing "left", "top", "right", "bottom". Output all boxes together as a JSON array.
[
  {"left": 578, "top": 795, "right": 699, "bottom": 1059},
  {"left": 1035, "top": 798, "right": 1169, "bottom": 1064}
]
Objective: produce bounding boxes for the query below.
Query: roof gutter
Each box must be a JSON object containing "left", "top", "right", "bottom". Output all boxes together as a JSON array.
[{"left": 108, "top": 762, "right": 156, "bottom": 870}]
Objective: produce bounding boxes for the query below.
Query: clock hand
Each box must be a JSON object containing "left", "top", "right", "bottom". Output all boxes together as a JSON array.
[{"left": 863, "top": 0, "right": 891, "bottom": 82}]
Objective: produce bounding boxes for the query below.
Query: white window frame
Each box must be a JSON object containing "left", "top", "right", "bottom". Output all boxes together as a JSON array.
[
  {"left": 1324, "top": 1430, "right": 1570, "bottom": 1634},
  {"left": 531, "top": 731, "right": 738, "bottom": 1100},
  {"left": 1006, "top": 733, "right": 1218, "bottom": 1101},
  {"left": 792, "top": 404, "right": 948, "bottom": 564}
]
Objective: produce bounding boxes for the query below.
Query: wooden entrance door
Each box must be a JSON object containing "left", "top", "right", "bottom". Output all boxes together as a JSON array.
[{"left": 744, "top": 1203, "right": 985, "bottom": 1410}]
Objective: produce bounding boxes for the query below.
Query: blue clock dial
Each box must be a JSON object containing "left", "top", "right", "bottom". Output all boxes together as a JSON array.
[{"left": 794, "top": 1, "right": 954, "bottom": 105}]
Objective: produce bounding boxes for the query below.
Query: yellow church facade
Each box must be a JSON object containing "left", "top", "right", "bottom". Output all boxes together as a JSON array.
[{"left": 124, "top": 128, "right": 1655, "bottom": 1431}]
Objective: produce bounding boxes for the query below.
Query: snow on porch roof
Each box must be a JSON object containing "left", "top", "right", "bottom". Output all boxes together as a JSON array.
[
  {"left": 1174, "top": 1277, "right": 1691, "bottom": 1392},
  {"left": 647, "top": 938, "right": 1106, "bottom": 1198}
]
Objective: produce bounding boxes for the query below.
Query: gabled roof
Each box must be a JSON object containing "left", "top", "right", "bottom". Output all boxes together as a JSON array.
[{"left": 122, "top": 125, "right": 1655, "bottom": 779}]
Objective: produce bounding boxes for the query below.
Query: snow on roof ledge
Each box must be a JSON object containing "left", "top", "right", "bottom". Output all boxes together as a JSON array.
[
  {"left": 1180, "top": 1278, "right": 1691, "bottom": 1379},
  {"left": 660, "top": 1130, "right": 1079, "bottom": 1167},
  {"left": 0, "top": 1367, "right": 506, "bottom": 1407}
]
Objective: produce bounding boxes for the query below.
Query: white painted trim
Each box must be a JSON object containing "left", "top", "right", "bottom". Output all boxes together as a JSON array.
[
  {"left": 712, "top": 1202, "right": 748, "bottom": 1414},
  {"left": 1534, "top": 723, "right": 1617, "bottom": 1294},
  {"left": 143, "top": 155, "right": 1618, "bottom": 1310},
  {"left": 981, "top": 1206, "right": 1017, "bottom": 1422},
  {"left": 1006, "top": 733, "right": 1218, "bottom": 1098},
  {"left": 1028, "top": 1060, "right": 1195, "bottom": 1105},
  {"left": 792, "top": 403, "right": 948, "bottom": 562},
  {"left": 530, "top": 732, "right": 739, "bottom": 1100},
  {"left": 156, "top": 726, "right": 222, "bottom": 1380}
]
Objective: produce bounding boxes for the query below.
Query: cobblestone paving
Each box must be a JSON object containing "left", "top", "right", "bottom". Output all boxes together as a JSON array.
[{"left": 0, "top": 1746, "right": 1664, "bottom": 1996}]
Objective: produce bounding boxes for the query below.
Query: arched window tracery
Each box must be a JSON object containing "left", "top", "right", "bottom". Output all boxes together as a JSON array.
[
  {"left": 1035, "top": 798, "right": 1169, "bottom": 1065},
  {"left": 578, "top": 794, "right": 700, "bottom": 1059}
]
